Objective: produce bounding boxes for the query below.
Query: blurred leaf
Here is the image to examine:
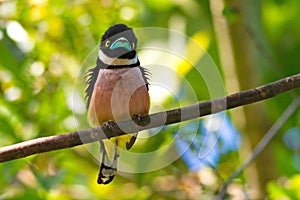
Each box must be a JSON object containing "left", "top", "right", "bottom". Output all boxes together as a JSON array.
[
  {"left": 31, "top": 167, "right": 66, "bottom": 191},
  {"left": 0, "top": 32, "right": 24, "bottom": 68}
]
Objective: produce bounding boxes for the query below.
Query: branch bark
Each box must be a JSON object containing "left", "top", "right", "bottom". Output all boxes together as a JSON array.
[{"left": 0, "top": 73, "right": 299, "bottom": 163}]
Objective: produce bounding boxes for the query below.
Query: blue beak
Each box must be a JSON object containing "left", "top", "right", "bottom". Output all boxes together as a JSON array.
[{"left": 109, "top": 37, "right": 132, "bottom": 51}]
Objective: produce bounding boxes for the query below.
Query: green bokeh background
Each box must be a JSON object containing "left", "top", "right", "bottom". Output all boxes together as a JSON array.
[{"left": 0, "top": 0, "right": 299, "bottom": 199}]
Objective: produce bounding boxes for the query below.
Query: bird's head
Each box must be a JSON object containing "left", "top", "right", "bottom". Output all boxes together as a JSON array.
[{"left": 99, "top": 24, "right": 137, "bottom": 62}]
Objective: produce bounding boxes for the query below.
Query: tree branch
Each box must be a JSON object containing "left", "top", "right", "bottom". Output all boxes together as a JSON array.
[{"left": 0, "top": 73, "right": 299, "bottom": 163}]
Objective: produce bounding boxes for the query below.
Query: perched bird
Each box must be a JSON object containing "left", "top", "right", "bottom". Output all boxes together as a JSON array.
[{"left": 85, "top": 24, "right": 150, "bottom": 184}]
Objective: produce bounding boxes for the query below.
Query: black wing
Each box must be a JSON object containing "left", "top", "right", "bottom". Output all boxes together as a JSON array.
[
  {"left": 139, "top": 65, "right": 150, "bottom": 90},
  {"left": 85, "top": 66, "right": 100, "bottom": 109}
]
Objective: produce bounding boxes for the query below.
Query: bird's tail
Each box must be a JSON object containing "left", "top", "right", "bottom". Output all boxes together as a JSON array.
[{"left": 97, "top": 140, "right": 119, "bottom": 184}]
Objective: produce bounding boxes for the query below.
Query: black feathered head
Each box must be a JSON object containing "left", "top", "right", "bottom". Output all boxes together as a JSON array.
[{"left": 99, "top": 24, "right": 137, "bottom": 59}]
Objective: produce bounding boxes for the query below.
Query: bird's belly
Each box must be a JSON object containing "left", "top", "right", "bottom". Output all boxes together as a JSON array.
[{"left": 88, "top": 67, "right": 150, "bottom": 126}]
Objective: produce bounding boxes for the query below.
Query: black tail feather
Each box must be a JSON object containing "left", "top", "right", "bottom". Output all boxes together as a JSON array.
[
  {"left": 97, "top": 163, "right": 117, "bottom": 184},
  {"left": 97, "top": 141, "right": 119, "bottom": 184}
]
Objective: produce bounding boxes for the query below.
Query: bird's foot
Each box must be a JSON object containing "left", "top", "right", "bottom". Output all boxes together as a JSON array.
[
  {"left": 102, "top": 120, "right": 118, "bottom": 136},
  {"left": 132, "top": 114, "right": 151, "bottom": 127}
]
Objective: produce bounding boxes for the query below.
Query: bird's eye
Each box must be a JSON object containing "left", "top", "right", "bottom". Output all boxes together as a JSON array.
[
  {"left": 105, "top": 40, "right": 110, "bottom": 47},
  {"left": 132, "top": 42, "right": 135, "bottom": 49}
]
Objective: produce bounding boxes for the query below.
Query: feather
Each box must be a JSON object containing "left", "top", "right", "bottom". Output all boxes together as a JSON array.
[
  {"left": 85, "top": 66, "right": 100, "bottom": 109},
  {"left": 126, "top": 133, "right": 138, "bottom": 150},
  {"left": 97, "top": 140, "right": 119, "bottom": 184},
  {"left": 139, "top": 65, "right": 150, "bottom": 91}
]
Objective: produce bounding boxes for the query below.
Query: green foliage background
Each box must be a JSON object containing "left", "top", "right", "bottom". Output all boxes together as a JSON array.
[{"left": 0, "top": 0, "right": 299, "bottom": 199}]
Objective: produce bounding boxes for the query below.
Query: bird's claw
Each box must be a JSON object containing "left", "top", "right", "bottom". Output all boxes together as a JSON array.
[
  {"left": 102, "top": 120, "right": 118, "bottom": 135},
  {"left": 132, "top": 114, "right": 151, "bottom": 127}
]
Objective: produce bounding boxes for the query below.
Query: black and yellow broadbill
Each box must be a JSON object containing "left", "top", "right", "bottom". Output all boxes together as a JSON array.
[{"left": 85, "top": 24, "right": 150, "bottom": 184}]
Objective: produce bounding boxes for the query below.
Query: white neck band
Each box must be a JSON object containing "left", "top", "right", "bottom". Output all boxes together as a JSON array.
[{"left": 98, "top": 50, "right": 138, "bottom": 66}]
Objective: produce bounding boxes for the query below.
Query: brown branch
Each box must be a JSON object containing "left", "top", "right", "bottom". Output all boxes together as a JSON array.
[{"left": 0, "top": 73, "right": 299, "bottom": 163}]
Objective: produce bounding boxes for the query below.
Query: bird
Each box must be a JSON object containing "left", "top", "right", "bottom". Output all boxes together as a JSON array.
[{"left": 85, "top": 24, "right": 150, "bottom": 184}]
